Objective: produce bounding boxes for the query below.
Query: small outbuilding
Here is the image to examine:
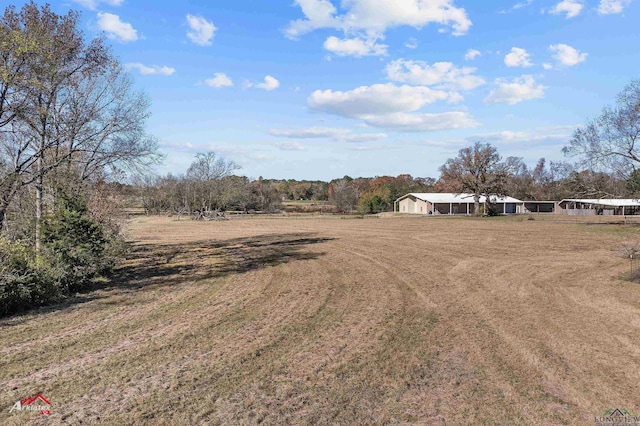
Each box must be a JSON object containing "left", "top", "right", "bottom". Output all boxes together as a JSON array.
[
  {"left": 394, "top": 193, "right": 524, "bottom": 215},
  {"left": 558, "top": 199, "right": 640, "bottom": 216}
]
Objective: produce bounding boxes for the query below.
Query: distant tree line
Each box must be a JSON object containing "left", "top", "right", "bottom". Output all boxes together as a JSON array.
[
  {"left": 134, "top": 149, "right": 638, "bottom": 217},
  {"left": 133, "top": 156, "right": 440, "bottom": 216}
]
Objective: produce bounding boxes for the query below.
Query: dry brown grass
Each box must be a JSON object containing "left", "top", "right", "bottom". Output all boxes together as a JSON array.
[{"left": 1, "top": 215, "right": 640, "bottom": 425}]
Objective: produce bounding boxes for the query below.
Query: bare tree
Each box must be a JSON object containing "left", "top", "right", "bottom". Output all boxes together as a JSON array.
[
  {"left": 439, "top": 142, "right": 509, "bottom": 216},
  {"left": 565, "top": 169, "right": 626, "bottom": 198},
  {"left": 17, "top": 4, "right": 107, "bottom": 252},
  {"left": 564, "top": 79, "right": 640, "bottom": 179},
  {"left": 58, "top": 64, "right": 160, "bottom": 185},
  {"left": 0, "top": 3, "right": 159, "bottom": 248},
  {"left": 186, "top": 152, "right": 240, "bottom": 213},
  {"left": 545, "top": 161, "right": 575, "bottom": 200},
  {"left": 329, "top": 179, "right": 358, "bottom": 213}
]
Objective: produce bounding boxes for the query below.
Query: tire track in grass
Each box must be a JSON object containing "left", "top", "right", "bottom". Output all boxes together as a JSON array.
[
  {"left": 41, "top": 243, "right": 342, "bottom": 424},
  {"left": 97, "top": 256, "right": 342, "bottom": 424},
  {"left": 444, "top": 256, "right": 591, "bottom": 422},
  {"left": 350, "top": 223, "right": 582, "bottom": 423},
  {"left": 339, "top": 246, "right": 437, "bottom": 310}
]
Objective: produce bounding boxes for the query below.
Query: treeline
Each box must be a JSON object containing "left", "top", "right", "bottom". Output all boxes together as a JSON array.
[
  {"left": 134, "top": 152, "right": 438, "bottom": 215},
  {"left": 0, "top": 3, "right": 159, "bottom": 316},
  {"left": 441, "top": 156, "right": 636, "bottom": 202},
  {"left": 135, "top": 152, "right": 638, "bottom": 217}
]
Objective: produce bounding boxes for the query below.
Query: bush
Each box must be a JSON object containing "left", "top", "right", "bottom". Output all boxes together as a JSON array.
[
  {"left": 358, "top": 194, "right": 390, "bottom": 215},
  {"left": 0, "top": 239, "right": 58, "bottom": 316},
  {"left": 0, "top": 194, "right": 126, "bottom": 317},
  {"left": 42, "top": 195, "right": 114, "bottom": 293}
]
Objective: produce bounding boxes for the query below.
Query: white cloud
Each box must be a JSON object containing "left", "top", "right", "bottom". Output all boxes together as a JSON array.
[
  {"left": 499, "top": 0, "right": 533, "bottom": 13},
  {"left": 385, "top": 59, "right": 485, "bottom": 91},
  {"left": 125, "top": 63, "right": 175, "bottom": 76},
  {"left": 270, "top": 127, "right": 350, "bottom": 138},
  {"left": 549, "top": 43, "right": 587, "bottom": 66},
  {"left": 73, "top": 0, "right": 123, "bottom": 10},
  {"left": 512, "top": 0, "right": 533, "bottom": 9},
  {"left": 550, "top": 0, "right": 584, "bottom": 18},
  {"left": 269, "top": 127, "right": 387, "bottom": 142},
  {"left": 186, "top": 15, "right": 216, "bottom": 46},
  {"left": 504, "top": 47, "right": 532, "bottom": 67},
  {"left": 309, "top": 83, "right": 459, "bottom": 118},
  {"left": 598, "top": 0, "right": 632, "bottom": 14},
  {"left": 344, "top": 0, "right": 472, "bottom": 36},
  {"left": 464, "top": 49, "right": 481, "bottom": 61},
  {"left": 470, "top": 130, "right": 533, "bottom": 143},
  {"left": 159, "top": 140, "right": 197, "bottom": 153},
  {"left": 255, "top": 75, "right": 280, "bottom": 91},
  {"left": 362, "top": 112, "right": 479, "bottom": 132},
  {"left": 349, "top": 144, "right": 394, "bottom": 151},
  {"left": 285, "top": 0, "right": 472, "bottom": 40},
  {"left": 467, "top": 125, "right": 576, "bottom": 145},
  {"left": 342, "top": 133, "right": 388, "bottom": 142},
  {"left": 484, "top": 75, "right": 546, "bottom": 105},
  {"left": 543, "top": 63, "right": 554, "bottom": 70},
  {"left": 205, "top": 73, "right": 233, "bottom": 88},
  {"left": 279, "top": 141, "right": 306, "bottom": 151},
  {"left": 96, "top": 13, "right": 137, "bottom": 42},
  {"left": 307, "top": 83, "right": 475, "bottom": 131},
  {"left": 286, "top": 0, "right": 340, "bottom": 39},
  {"left": 323, "top": 36, "right": 387, "bottom": 57},
  {"left": 405, "top": 38, "right": 418, "bottom": 49},
  {"left": 467, "top": 130, "right": 547, "bottom": 144}
]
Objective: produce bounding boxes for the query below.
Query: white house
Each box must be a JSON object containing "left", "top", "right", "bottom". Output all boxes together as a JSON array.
[{"left": 394, "top": 193, "right": 525, "bottom": 215}]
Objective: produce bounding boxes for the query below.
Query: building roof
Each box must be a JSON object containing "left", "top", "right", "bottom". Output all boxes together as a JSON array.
[
  {"left": 398, "top": 193, "right": 523, "bottom": 204},
  {"left": 560, "top": 198, "right": 640, "bottom": 207}
]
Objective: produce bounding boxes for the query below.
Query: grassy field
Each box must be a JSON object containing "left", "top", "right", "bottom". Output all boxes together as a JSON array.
[{"left": 2, "top": 215, "right": 640, "bottom": 425}]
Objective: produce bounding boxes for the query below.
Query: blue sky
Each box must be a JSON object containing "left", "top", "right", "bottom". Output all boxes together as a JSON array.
[{"left": 19, "top": 0, "right": 640, "bottom": 180}]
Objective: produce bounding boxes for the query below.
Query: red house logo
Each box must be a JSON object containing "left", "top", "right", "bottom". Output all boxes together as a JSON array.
[{"left": 9, "top": 394, "right": 51, "bottom": 415}]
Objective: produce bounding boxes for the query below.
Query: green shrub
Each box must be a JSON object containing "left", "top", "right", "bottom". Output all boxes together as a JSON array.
[
  {"left": 0, "top": 195, "right": 126, "bottom": 317},
  {"left": 358, "top": 194, "right": 390, "bottom": 214},
  {"left": 0, "top": 239, "right": 58, "bottom": 316},
  {"left": 0, "top": 238, "right": 31, "bottom": 273},
  {"left": 42, "top": 195, "right": 112, "bottom": 293}
]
